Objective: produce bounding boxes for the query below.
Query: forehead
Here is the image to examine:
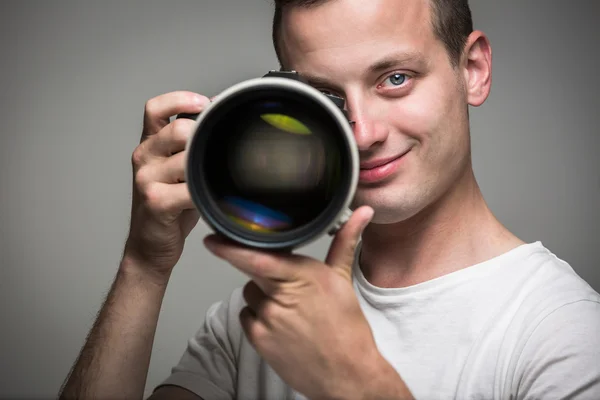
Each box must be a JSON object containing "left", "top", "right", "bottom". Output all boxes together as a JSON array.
[{"left": 280, "top": 0, "right": 437, "bottom": 70}]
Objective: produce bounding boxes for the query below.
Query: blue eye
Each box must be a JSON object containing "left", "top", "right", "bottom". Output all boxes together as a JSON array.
[{"left": 386, "top": 73, "right": 407, "bottom": 86}]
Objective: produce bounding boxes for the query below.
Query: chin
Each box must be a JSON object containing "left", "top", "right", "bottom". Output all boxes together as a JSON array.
[
  {"left": 352, "top": 184, "right": 432, "bottom": 225},
  {"left": 368, "top": 203, "right": 426, "bottom": 225}
]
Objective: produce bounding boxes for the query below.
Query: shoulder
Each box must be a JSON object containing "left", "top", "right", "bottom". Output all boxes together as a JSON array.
[
  {"left": 512, "top": 299, "right": 600, "bottom": 399},
  {"left": 199, "top": 286, "right": 247, "bottom": 351},
  {"left": 154, "top": 286, "right": 249, "bottom": 399},
  {"left": 516, "top": 242, "right": 599, "bottom": 307},
  {"left": 507, "top": 243, "right": 600, "bottom": 351},
  {"left": 508, "top": 243, "right": 600, "bottom": 398}
]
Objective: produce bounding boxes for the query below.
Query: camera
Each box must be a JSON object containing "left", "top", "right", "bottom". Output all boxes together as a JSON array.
[{"left": 181, "top": 71, "right": 359, "bottom": 250}]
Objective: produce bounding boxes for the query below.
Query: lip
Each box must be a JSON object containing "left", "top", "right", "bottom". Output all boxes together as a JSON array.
[{"left": 359, "top": 150, "right": 410, "bottom": 183}]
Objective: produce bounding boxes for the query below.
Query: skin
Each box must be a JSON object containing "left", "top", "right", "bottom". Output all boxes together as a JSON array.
[
  {"left": 279, "top": 0, "right": 523, "bottom": 287},
  {"left": 59, "top": 0, "right": 524, "bottom": 399}
]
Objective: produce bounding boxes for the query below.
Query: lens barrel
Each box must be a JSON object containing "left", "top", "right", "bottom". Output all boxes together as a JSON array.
[{"left": 184, "top": 71, "right": 358, "bottom": 250}]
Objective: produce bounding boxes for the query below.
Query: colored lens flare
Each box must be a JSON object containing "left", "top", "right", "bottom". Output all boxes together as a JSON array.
[
  {"left": 260, "top": 113, "right": 312, "bottom": 135},
  {"left": 220, "top": 196, "right": 293, "bottom": 233},
  {"left": 226, "top": 215, "right": 276, "bottom": 233}
]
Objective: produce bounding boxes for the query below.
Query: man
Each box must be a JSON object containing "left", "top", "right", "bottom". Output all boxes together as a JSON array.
[{"left": 59, "top": 0, "right": 600, "bottom": 399}]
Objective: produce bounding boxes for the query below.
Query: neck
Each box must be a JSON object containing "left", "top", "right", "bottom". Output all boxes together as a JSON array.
[{"left": 359, "top": 162, "right": 524, "bottom": 288}]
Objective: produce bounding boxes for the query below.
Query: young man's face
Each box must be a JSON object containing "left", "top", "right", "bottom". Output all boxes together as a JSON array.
[{"left": 279, "top": 0, "right": 475, "bottom": 224}]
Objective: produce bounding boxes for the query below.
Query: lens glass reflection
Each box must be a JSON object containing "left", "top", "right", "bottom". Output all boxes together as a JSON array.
[{"left": 201, "top": 94, "right": 345, "bottom": 236}]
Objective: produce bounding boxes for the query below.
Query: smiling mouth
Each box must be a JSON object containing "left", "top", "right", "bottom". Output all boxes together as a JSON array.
[
  {"left": 358, "top": 149, "right": 410, "bottom": 183},
  {"left": 360, "top": 150, "right": 410, "bottom": 170}
]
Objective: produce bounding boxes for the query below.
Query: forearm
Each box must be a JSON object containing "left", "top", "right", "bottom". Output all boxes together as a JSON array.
[
  {"left": 59, "top": 256, "right": 170, "bottom": 400},
  {"left": 363, "top": 364, "right": 414, "bottom": 400},
  {"left": 352, "top": 352, "right": 414, "bottom": 400}
]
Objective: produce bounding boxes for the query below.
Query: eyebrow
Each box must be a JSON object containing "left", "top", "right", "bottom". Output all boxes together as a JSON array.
[
  {"left": 368, "top": 51, "right": 429, "bottom": 74},
  {"left": 301, "top": 51, "right": 429, "bottom": 89}
]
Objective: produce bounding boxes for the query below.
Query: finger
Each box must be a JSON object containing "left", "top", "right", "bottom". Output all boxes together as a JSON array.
[
  {"left": 325, "top": 206, "right": 374, "bottom": 277},
  {"left": 243, "top": 282, "right": 282, "bottom": 328},
  {"left": 142, "top": 91, "right": 209, "bottom": 138},
  {"left": 143, "top": 182, "right": 195, "bottom": 216},
  {"left": 239, "top": 306, "right": 270, "bottom": 348},
  {"left": 150, "top": 151, "right": 186, "bottom": 184},
  {"left": 203, "top": 234, "right": 302, "bottom": 282},
  {"left": 146, "top": 117, "right": 197, "bottom": 158},
  {"left": 243, "top": 280, "right": 269, "bottom": 316}
]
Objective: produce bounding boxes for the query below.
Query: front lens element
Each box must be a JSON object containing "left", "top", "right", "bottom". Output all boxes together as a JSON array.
[{"left": 188, "top": 86, "right": 352, "bottom": 245}]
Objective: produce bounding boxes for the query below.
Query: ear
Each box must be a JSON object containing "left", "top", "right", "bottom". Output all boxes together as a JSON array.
[{"left": 462, "top": 30, "right": 493, "bottom": 107}]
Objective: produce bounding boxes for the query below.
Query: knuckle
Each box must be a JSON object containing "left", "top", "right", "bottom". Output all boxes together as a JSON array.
[
  {"left": 131, "top": 145, "right": 146, "bottom": 168},
  {"left": 261, "top": 302, "right": 280, "bottom": 321},
  {"left": 144, "top": 183, "right": 168, "bottom": 212},
  {"left": 249, "top": 322, "right": 268, "bottom": 343},
  {"left": 134, "top": 165, "right": 152, "bottom": 189}
]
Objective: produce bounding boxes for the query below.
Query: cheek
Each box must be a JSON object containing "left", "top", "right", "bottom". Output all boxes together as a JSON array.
[
  {"left": 386, "top": 77, "right": 468, "bottom": 164},
  {"left": 383, "top": 84, "right": 448, "bottom": 148}
]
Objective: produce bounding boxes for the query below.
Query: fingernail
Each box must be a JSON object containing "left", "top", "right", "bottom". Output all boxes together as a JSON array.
[{"left": 194, "top": 94, "right": 206, "bottom": 106}]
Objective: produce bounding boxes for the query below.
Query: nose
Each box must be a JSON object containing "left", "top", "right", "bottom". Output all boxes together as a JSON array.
[{"left": 346, "top": 98, "right": 390, "bottom": 152}]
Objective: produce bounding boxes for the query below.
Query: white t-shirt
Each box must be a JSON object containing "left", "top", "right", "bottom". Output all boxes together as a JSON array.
[{"left": 156, "top": 242, "right": 600, "bottom": 399}]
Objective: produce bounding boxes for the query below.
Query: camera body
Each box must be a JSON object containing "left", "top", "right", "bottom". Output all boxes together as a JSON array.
[{"left": 177, "top": 70, "right": 351, "bottom": 122}]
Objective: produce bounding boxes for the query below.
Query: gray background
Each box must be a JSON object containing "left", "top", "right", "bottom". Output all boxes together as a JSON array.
[{"left": 1, "top": 1, "right": 598, "bottom": 398}]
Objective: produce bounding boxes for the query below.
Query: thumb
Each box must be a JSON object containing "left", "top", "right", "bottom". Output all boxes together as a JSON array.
[{"left": 325, "top": 206, "right": 374, "bottom": 276}]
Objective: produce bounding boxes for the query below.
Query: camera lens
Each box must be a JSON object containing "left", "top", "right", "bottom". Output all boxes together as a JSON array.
[{"left": 186, "top": 78, "right": 357, "bottom": 250}]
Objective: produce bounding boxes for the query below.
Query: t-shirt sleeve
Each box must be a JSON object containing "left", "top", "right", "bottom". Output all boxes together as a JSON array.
[
  {"left": 515, "top": 299, "right": 600, "bottom": 400},
  {"left": 154, "top": 288, "right": 245, "bottom": 400}
]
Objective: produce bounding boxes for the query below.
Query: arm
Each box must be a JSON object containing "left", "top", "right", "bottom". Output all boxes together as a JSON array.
[
  {"left": 58, "top": 91, "right": 211, "bottom": 399},
  {"left": 515, "top": 299, "right": 600, "bottom": 399},
  {"left": 58, "top": 258, "right": 170, "bottom": 399}
]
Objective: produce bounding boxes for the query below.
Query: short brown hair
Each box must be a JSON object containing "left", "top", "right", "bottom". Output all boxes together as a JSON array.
[{"left": 272, "top": 0, "right": 473, "bottom": 68}]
